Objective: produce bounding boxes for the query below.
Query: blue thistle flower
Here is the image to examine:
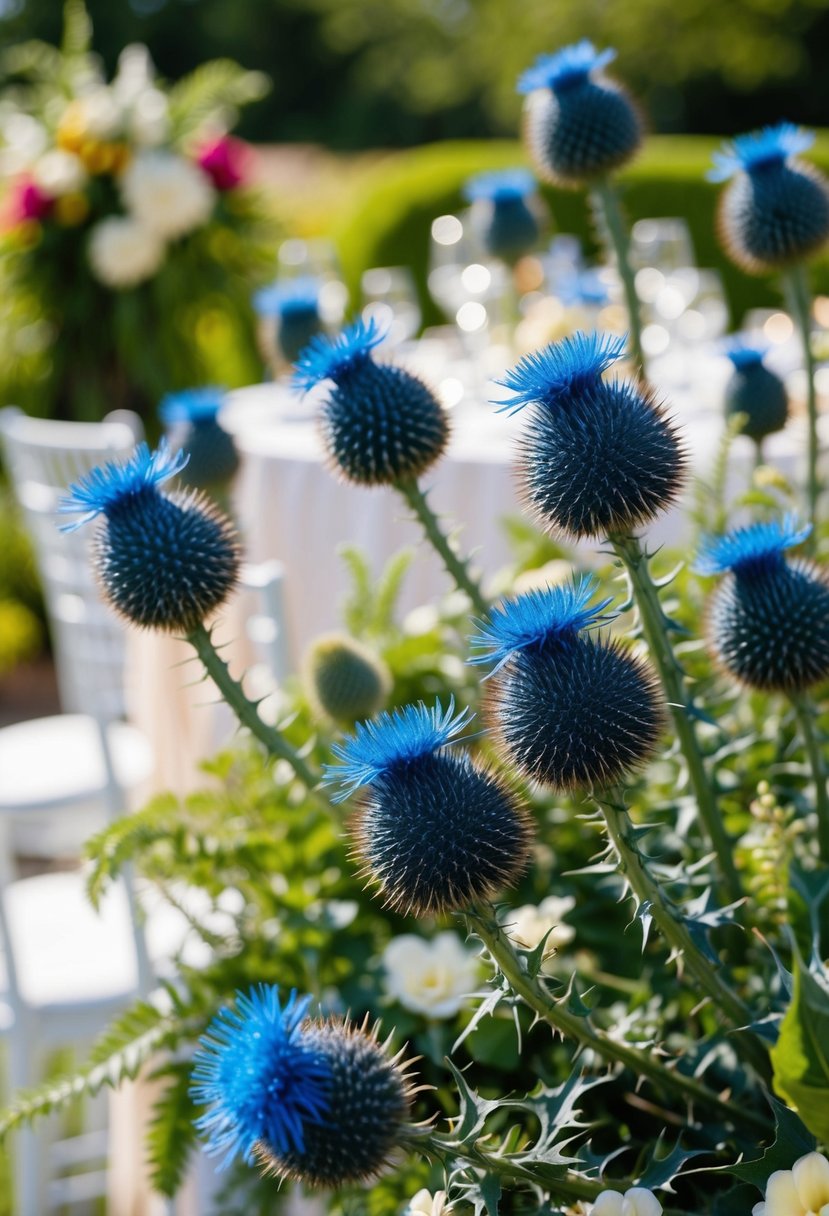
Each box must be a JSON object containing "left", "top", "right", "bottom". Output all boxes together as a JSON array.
[
  {"left": 59, "top": 441, "right": 240, "bottom": 631},
  {"left": 495, "top": 331, "right": 685, "bottom": 539},
  {"left": 464, "top": 169, "right": 541, "bottom": 262},
  {"left": 721, "top": 340, "right": 788, "bottom": 442},
  {"left": 293, "top": 319, "right": 449, "bottom": 486},
  {"left": 325, "top": 699, "right": 532, "bottom": 916},
  {"left": 473, "top": 584, "right": 664, "bottom": 790},
  {"left": 159, "top": 387, "right": 240, "bottom": 492},
  {"left": 253, "top": 277, "right": 324, "bottom": 364},
  {"left": 191, "top": 986, "right": 332, "bottom": 1170},
  {"left": 695, "top": 518, "right": 829, "bottom": 691},
  {"left": 191, "top": 988, "right": 417, "bottom": 1188},
  {"left": 518, "top": 41, "right": 642, "bottom": 187},
  {"left": 711, "top": 124, "right": 829, "bottom": 273}
]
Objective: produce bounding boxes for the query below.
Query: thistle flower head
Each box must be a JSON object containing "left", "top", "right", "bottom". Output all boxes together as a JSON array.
[
  {"left": 159, "top": 386, "right": 226, "bottom": 426},
  {"left": 253, "top": 275, "right": 321, "bottom": 319},
  {"left": 469, "top": 576, "right": 613, "bottom": 674},
  {"left": 463, "top": 168, "right": 536, "bottom": 202},
  {"left": 721, "top": 342, "right": 788, "bottom": 441},
  {"left": 293, "top": 319, "right": 449, "bottom": 486},
  {"left": 464, "top": 168, "right": 541, "bottom": 260},
  {"left": 304, "top": 633, "right": 391, "bottom": 724},
  {"left": 518, "top": 42, "right": 641, "bottom": 186},
  {"left": 58, "top": 442, "right": 240, "bottom": 631},
  {"left": 191, "top": 986, "right": 331, "bottom": 1169},
  {"left": 712, "top": 124, "right": 829, "bottom": 273},
  {"left": 697, "top": 518, "right": 829, "bottom": 692},
  {"left": 192, "top": 987, "right": 418, "bottom": 1188},
  {"left": 159, "top": 387, "right": 240, "bottom": 490},
  {"left": 722, "top": 338, "right": 768, "bottom": 371},
  {"left": 495, "top": 332, "right": 685, "bottom": 539}
]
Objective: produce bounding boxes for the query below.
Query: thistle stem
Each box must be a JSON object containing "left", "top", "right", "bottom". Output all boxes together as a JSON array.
[
  {"left": 396, "top": 477, "right": 489, "bottom": 616},
  {"left": 187, "top": 621, "right": 319, "bottom": 790},
  {"left": 610, "top": 533, "right": 743, "bottom": 904},
  {"left": 596, "top": 795, "right": 770, "bottom": 1080},
  {"left": 783, "top": 264, "right": 820, "bottom": 536},
  {"left": 421, "top": 1132, "right": 607, "bottom": 1203},
  {"left": 592, "top": 178, "right": 646, "bottom": 374},
  {"left": 791, "top": 693, "right": 829, "bottom": 863},
  {"left": 466, "top": 908, "right": 768, "bottom": 1126}
]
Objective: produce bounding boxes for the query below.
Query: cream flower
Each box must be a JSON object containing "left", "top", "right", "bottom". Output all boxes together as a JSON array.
[
  {"left": 33, "top": 150, "right": 87, "bottom": 196},
  {"left": 753, "top": 1151, "right": 829, "bottom": 1216},
  {"left": 408, "top": 1189, "right": 451, "bottom": 1215},
  {"left": 502, "top": 894, "right": 576, "bottom": 974},
  {"left": 88, "top": 216, "right": 164, "bottom": 289},
  {"left": 128, "top": 89, "right": 170, "bottom": 147},
  {"left": 121, "top": 151, "right": 215, "bottom": 239},
  {"left": 77, "top": 88, "right": 123, "bottom": 139},
  {"left": 382, "top": 932, "right": 479, "bottom": 1019},
  {"left": 592, "top": 1186, "right": 662, "bottom": 1216}
]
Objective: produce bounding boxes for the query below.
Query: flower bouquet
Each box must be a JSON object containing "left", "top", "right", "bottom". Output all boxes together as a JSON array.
[{"left": 0, "top": 0, "right": 276, "bottom": 422}]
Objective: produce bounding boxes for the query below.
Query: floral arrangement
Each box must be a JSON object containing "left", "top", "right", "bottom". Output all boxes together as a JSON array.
[
  {"left": 0, "top": 1, "right": 276, "bottom": 421},
  {"left": 3, "top": 31, "right": 829, "bottom": 1216}
]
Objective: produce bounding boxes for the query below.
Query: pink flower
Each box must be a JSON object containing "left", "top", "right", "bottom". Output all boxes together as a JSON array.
[
  {"left": 196, "top": 135, "right": 251, "bottom": 191},
  {"left": 7, "top": 176, "right": 53, "bottom": 224}
]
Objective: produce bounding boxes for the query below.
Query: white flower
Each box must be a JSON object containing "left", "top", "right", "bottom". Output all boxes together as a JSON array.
[
  {"left": 0, "top": 111, "right": 48, "bottom": 174},
  {"left": 382, "top": 932, "right": 479, "bottom": 1019},
  {"left": 592, "top": 1186, "right": 662, "bottom": 1216},
  {"left": 121, "top": 151, "right": 215, "bottom": 239},
  {"left": 407, "top": 1189, "right": 451, "bottom": 1215},
  {"left": 88, "top": 216, "right": 165, "bottom": 289},
  {"left": 77, "top": 88, "right": 123, "bottom": 139},
  {"left": 32, "top": 150, "right": 87, "bottom": 196},
  {"left": 502, "top": 894, "right": 576, "bottom": 974},
  {"left": 112, "top": 44, "right": 156, "bottom": 105},
  {"left": 128, "top": 88, "right": 169, "bottom": 147},
  {"left": 753, "top": 1150, "right": 829, "bottom": 1216}
]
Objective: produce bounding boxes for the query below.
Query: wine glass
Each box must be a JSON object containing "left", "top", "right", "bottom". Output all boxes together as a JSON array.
[{"left": 360, "top": 267, "right": 421, "bottom": 347}]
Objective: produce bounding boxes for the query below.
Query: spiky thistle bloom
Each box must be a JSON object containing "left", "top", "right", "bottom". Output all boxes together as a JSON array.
[
  {"left": 253, "top": 276, "right": 324, "bottom": 364},
  {"left": 191, "top": 986, "right": 418, "bottom": 1188},
  {"left": 294, "top": 318, "right": 449, "bottom": 487},
  {"left": 471, "top": 577, "right": 664, "bottom": 790},
  {"left": 710, "top": 124, "right": 829, "bottom": 274},
  {"left": 59, "top": 441, "right": 240, "bottom": 631},
  {"left": 695, "top": 516, "right": 829, "bottom": 692},
  {"left": 517, "top": 41, "right": 642, "bottom": 188},
  {"left": 495, "top": 331, "right": 685, "bottom": 539},
  {"left": 304, "top": 632, "right": 392, "bottom": 723},
  {"left": 324, "top": 698, "right": 532, "bottom": 916},
  {"left": 463, "top": 168, "right": 541, "bottom": 262},
  {"left": 159, "top": 386, "right": 240, "bottom": 491},
  {"left": 722, "top": 340, "right": 788, "bottom": 442}
]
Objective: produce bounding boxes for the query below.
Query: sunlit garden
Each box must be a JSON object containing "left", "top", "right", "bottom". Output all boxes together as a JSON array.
[{"left": 1, "top": 1, "right": 829, "bottom": 1214}]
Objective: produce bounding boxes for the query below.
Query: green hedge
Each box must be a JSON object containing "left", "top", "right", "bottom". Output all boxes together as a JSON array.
[{"left": 331, "top": 134, "right": 829, "bottom": 329}]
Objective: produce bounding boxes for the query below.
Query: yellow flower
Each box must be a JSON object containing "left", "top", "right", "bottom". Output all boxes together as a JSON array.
[
  {"left": 53, "top": 193, "right": 90, "bottom": 227},
  {"left": 753, "top": 1151, "right": 829, "bottom": 1216},
  {"left": 56, "top": 101, "right": 87, "bottom": 153}
]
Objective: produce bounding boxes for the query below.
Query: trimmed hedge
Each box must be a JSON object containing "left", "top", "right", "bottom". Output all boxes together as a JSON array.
[{"left": 330, "top": 134, "right": 829, "bottom": 329}]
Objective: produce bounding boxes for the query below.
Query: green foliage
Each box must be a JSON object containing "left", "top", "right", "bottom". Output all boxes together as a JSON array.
[
  {"left": 166, "top": 59, "right": 270, "bottom": 142},
  {"left": 0, "top": 488, "right": 45, "bottom": 674},
  {"left": 771, "top": 957, "right": 829, "bottom": 1145},
  {"left": 146, "top": 1062, "right": 201, "bottom": 1198}
]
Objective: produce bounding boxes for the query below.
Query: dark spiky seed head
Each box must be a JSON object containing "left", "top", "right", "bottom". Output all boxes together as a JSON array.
[
  {"left": 485, "top": 635, "right": 664, "bottom": 791},
  {"left": 304, "top": 633, "right": 392, "bottom": 724},
  {"left": 167, "top": 418, "right": 240, "bottom": 492},
  {"left": 464, "top": 170, "right": 542, "bottom": 262},
  {"left": 260, "top": 1017, "right": 416, "bottom": 1188},
  {"left": 724, "top": 360, "right": 788, "bottom": 442}
]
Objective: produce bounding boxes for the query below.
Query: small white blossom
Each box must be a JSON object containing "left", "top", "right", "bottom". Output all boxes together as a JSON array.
[
  {"left": 592, "top": 1186, "right": 662, "bottom": 1216},
  {"left": 0, "top": 111, "right": 49, "bottom": 174},
  {"left": 382, "top": 931, "right": 479, "bottom": 1019},
  {"left": 77, "top": 88, "right": 123, "bottom": 139},
  {"left": 121, "top": 151, "right": 215, "bottom": 239},
  {"left": 88, "top": 216, "right": 164, "bottom": 289},
  {"left": 128, "top": 89, "right": 170, "bottom": 147},
  {"left": 407, "top": 1189, "right": 451, "bottom": 1215},
  {"left": 112, "top": 44, "right": 156, "bottom": 105},
  {"left": 502, "top": 894, "right": 575, "bottom": 974},
  {"left": 753, "top": 1150, "right": 829, "bottom": 1216},
  {"left": 32, "top": 150, "right": 87, "bottom": 196}
]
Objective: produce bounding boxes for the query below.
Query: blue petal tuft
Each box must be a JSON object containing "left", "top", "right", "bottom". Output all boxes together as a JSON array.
[
  {"left": 463, "top": 168, "right": 536, "bottom": 202},
  {"left": 469, "top": 576, "right": 614, "bottom": 674},
  {"left": 709, "top": 123, "right": 815, "bottom": 182},
  {"left": 721, "top": 336, "right": 768, "bottom": 370},
  {"left": 323, "top": 697, "right": 473, "bottom": 800},
  {"left": 191, "top": 986, "right": 332, "bottom": 1170},
  {"left": 159, "top": 386, "right": 227, "bottom": 426},
  {"left": 517, "top": 41, "right": 616, "bottom": 95},
  {"left": 695, "top": 516, "right": 811, "bottom": 576},
  {"left": 58, "top": 441, "right": 188, "bottom": 531},
  {"left": 253, "top": 275, "right": 321, "bottom": 318},
  {"left": 494, "top": 331, "right": 627, "bottom": 415},
  {"left": 293, "top": 317, "right": 387, "bottom": 394}
]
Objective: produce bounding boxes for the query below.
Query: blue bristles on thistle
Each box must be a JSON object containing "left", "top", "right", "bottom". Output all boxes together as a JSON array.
[
  {"left": 293, "top": 319, "right": 449, "bottom": 487},
  {"left": 253, "top": 277, "right": 324, "bottom": 363},
  {"left": 473, "top": 583, "right": 664, "bottom": 791},
  {"left": 494, "top": 331, "right": 685, "bottom": 539},
  {"left": 464, "top": 168, "right": 541, "bottom": 261},
  {"left": 325, "top": 698, "right": 532, "bottom": 916},
  {"left": 159, "top": 386, "right": 225, "bottom": 426},
  {"left": 159, "top": 387, "right": 240, "bottom": 491},
  {"left": 695, "top": 517, "right": 829, "bottom": 692},
  {"left": 711, "top": 124, "right": 829, "bottom": 273},
  {"left": 518, "top": 41, "right": 641, "bottom": 187},
  {"left": 191, "top": 987, "right": 417, "bottom": 1187},
  {"left": 721, "top": 339, "right": 788, "bottom": 442},
  {"left": 59, "top": 441, "right": 240, "bottom": 632}
]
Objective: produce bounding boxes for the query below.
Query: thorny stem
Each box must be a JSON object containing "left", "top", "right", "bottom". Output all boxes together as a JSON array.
[
  {"left": 791, "top": 693, "right": 829, "bottom": 864},
  {"left": 610, "top": 532, "right": 744, "bottom": 905},
  {"left": 591, "top": 178, "right": 646, "bottom": 374},
  {"left": 187, "top": 621, "right": 320, "bottom": 790},
  {"left": 466, "top": 909, "right": 769, "bottom": 1126},
  {"left": 783, "top": 264, "right": 820, "bottom": 539},
  {"left": 396, "top": 477, "right": 489, "bottom": 616},
  {"left": 596, "top": 795, "right": 771, "bottom": 1081}
]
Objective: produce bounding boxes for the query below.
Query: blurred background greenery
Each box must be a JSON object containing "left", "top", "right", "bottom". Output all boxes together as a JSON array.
[{"left": 2, "top": 0, "right": 829, "bottom": 149}]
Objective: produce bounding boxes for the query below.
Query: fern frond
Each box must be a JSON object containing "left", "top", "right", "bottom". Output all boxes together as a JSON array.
[
  {"left": 167, "top": 60, "right": 270, "bottom": 140},
  {"left": 61, "top": 0, "right": 93, "bottom": 57},
  {"left": 340, "top": 545, "right": 374, "bottom": 638},
  {"left": 84, "top": 793, "right": 180, "bottom": 908},
  {"left": 146, "top": 1061, "right": 199, "bottom": 1197},
  {"left": 373, "top": 547, "right": 415, "bottom": 634}
]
